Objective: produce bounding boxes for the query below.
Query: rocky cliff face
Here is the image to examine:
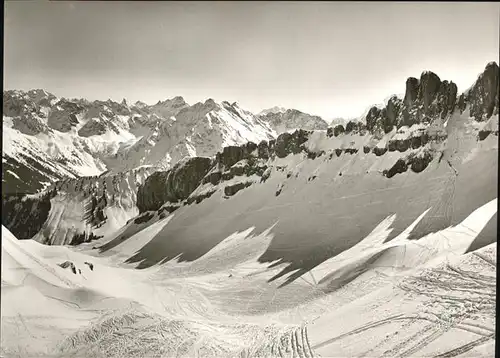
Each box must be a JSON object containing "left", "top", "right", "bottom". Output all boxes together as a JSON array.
[
  {"left": 134, "top": 62, "right": 499, "bottom": 219},
  {"left": 136, "top": 157, "right": 212, "bottom": 213},
  {"left": 2, "top": 166, "right": 153, "bottom": 245},
  {"left": 356, "top": 62, "right": 498, "bottom": 135},
  {"left": 462, "top": 61, "right": 499, "bottom": 121},
  {"left": 3, "top": 62, "right": 498, "bottom": 247}
]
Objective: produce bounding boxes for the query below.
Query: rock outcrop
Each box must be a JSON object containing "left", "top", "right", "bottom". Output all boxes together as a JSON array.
[
  {"left": 1, "top": 188, "right": 57, "bottom": 240},
  {"left": 78, "top": 118, "right": 115, "bottom": 137},
  {"left": 326, "top": 62, "right": 498, "bottom": 140},
  {"left": 136, "top": 157, "right": 212, "bottom": 213},
  {"left": 274, "top": 129, "right": 311, "bottom": 158},
  {"left": 464, "top": 61, "right": 499, "bottom": 121},
  {"left": 47, "top": 99, "right": 84, "bottom": 132}
]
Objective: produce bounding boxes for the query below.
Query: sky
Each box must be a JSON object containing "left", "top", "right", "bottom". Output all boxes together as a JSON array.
[{"left": 4, "top": 1, "right": 499, "bottom": 120}]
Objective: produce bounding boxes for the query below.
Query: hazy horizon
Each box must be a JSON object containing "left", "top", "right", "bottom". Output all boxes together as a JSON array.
[{"left": 4, "top": 1, "right": 499, "bottom": 119}]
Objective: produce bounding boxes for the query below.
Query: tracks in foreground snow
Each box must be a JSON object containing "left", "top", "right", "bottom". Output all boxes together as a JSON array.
[{"left": 310, "top": 248, "right": 496, "bottom": 358}]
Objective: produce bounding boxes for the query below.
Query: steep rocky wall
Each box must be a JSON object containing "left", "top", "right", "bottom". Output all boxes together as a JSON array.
[
  {"left": 136, "top": 157, "right": 212, "bottom": 213},
  {"left": 358, "top": 62, "right": 498, "bottom": 135},
  {"left": 1, "top": 189, "right": 57, "bottom": 240},
  {"left": 134, "top": 63, "right": 499, "bottom": 218},
  {"left": 2, "top": 167, "right": 153, "bottom": 244}
]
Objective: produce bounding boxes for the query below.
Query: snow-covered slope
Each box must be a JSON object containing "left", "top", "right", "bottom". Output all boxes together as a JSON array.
[{"left": 1, "top": 199, "right": 496, "bottom": 357}]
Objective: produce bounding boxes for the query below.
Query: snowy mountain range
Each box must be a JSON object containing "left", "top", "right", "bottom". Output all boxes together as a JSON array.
[
  {"left": 3, "top": 61, "right": 498, "bottom": 246},
  {"left": 1, "top": 61, "right": 498, "bottom": 358},
  {"left": 2, "top": 92, "right": 331, "bottom": 195},
  {"left": 1, "top": 61, "right": 499, "bottom": 358}
]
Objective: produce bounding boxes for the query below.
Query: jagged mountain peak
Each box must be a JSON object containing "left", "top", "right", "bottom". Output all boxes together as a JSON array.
[
  {"left": 134, "top": 100, "right": 147, "bottom": 108},
  {"left": 485, "top": 61, "right": 499, "bottom": 70},
  {"left": 156, "top": 96, "right": 187, "bottom": 105},
  {"left": 204, "top": 98, "right": 217, "bottom": 106},
  {"left": 356, "top": 63, "right": 499, "bottom": 135}
]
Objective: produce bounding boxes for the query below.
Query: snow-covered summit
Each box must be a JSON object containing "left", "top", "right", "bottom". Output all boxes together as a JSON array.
[
  {"left": 258, "top": 106, "right": 287, "bottom": 116},
  {"left": 2, "top": 91, "right": 276, "bottom": 194},
  {"left": 258, "top": 107, "right": 328, "bottom": 133}
]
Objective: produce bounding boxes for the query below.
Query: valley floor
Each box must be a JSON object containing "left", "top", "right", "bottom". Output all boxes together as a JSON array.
[{"left": 1, "top": 199, "right": 497, "bottom": 358}]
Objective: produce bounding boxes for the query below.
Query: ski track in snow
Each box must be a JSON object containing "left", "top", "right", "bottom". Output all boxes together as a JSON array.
[{"left": 1, "top": 194, "right": 497, "bottom": 357}]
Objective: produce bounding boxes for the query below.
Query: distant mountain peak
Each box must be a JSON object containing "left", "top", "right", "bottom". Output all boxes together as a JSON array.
[
  {"left": 258, "top": 106, "right": 328, "bottom": 133},
  {"left": 258, "top": 106, "right": 287, "bottom": 116}
]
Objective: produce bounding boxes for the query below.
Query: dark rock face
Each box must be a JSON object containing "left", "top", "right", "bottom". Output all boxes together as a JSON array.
[
  {"left": 404, "top": 77, "right": 420, "bottom": 107},
  {"left": 216, "top": 144, "right": 251, "bottom": 168},
  {"left": 1, "top": 189, "right": 57, "bottom": 240},
  {"left": 366, "top": 68, "right": 464, "bottom": 130},
  {"left": 364, "top": 99, "right": 402, "bottom": 135},
  {"left": 436, "top": 80, "right": 458, "bottom": 119},
  {"left": 222, "top": 171, "right": 235, "bottom": 181},
  {"left": 383, "top": 149, "right": 435, "bottom": 179},
  {"left": 418, "top": 71, "right": 442, "bottom": 112},
  {"left": 334, "top": 124, "right": 345, "bottom": 137},
  {"left": 69, "top": 232, "right": 103, "bottom": 246},
  {"left": 383, "top": 159, "right": 408, "bottom": 178},
  {"left": 275, "top": 183, "right": 284, "bottom": 197},
  {"left": 306, "top": 150, "right": 325, "bottom": 159},
  {"left": 396, "top": 139, "right": 410, "bottom": 152},
  {"left": 385, "top": 96, "right": 403, "bottom": 132},
  {"left": 84, "top": 193, "right": 108, "bottom": 229},
  {"left": 467, "top": 62, "right": 500, "bottom": 121},
  {"left": 58, "top": 261, "right": 77, "bottom": 274},
  {"left": 478, "top": 130, "right": 493, "bottom": 141},
  {"left": 410, "top": 135, "right": 423, "bottom": 149},
  {"left": 458, "top": 93, "right": 467, "bottom": 113},
  {"left": 275, "top": 129, "right": 311, "bottom": 158},
  {"left": 11, "top": 115, "right": 48, "bottom": 136},
  {"left": 78, "top": 118, "right": 110, "bottom": 137},
  {"left": 136, "top": 172, "right": 168, "bottom": 212},
  {"left": 136, "top": 157, "right": 212, "bottom": 213},
  {"left": 327, "top": 124, "right": 346, "bottom": 138},
  {"left": 2, "top": 154, "right": 57, "bottom": 195},
  {"left": 3, "top": 94, "right": 33, "bottom": 117},
  {"left": 372, "top": 147, "right": 388, "bottom": 156},
  {"left": 203, "top": 171, "right": 222, "bottom": 185},
  {"left": 47, "top": 100, "right": 84, "bottom": 132},
  {"left": 345, "top": 121, "right": 359, "bottom": 134},
  {"left": 365, "top": 107, "right": 382, "bottom": 132},
  {"left": 344, "top": 148, "right": 358, "bottom": 155},
  {"left": 224, "top": 181, "right": 252, "bottom": 197},
  {"left": 258, "top": 141, "right": 271, "bottom": 159},
  {"left": 409, "top": 152, "right": 434, "bottom": 173},
  {"left": 134, "top": 211, "right": 155, "bottom": 225},
  {"left": 387, "top": 140, "right": 397, "bottom": 152}
]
